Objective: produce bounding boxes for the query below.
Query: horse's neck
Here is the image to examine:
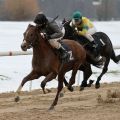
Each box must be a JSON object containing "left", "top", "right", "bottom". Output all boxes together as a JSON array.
[{"left": 33, "top": 37, "right": 54, "bottom": 59}]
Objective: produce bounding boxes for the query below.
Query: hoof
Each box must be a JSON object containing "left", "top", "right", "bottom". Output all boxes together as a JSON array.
[
  {"left": 80, "top": 82, "right": 87, "bottom": 88},
  {"left": 80, "top": 86, "right": 84, "bottom": 91},
  {"left": 68, "top": 86, "right": 74, "bottom": 92},
  {"left": 41, "top": 81, "right": 46, "bottom": 89},
  {"left": 15, "top": 96, "right": 20, "bottom": 102},
  {"left": 89, "top": 80, "right": 94, "bottom": 85},
  {"left": 41, "top": 81, "right": 46, "bottom": 94},
  {"left": 43, "top": 90, "right": 46, "bottom": 94},
  {"left": 87, "top": 80, "right": 94, "bottom": 87},
  {"left": 46, "top": 89, "right": 52, "bottom": 93},
  {"left": 95, "top": 83, "right": 100, "bottom": 89},
  {"left": 48, "top": 105, "right": 55, "bottom": 111}
]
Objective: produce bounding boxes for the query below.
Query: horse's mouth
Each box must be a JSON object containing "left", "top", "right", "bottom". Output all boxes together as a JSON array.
[
  {"left": 21, "top": 47, "right": 27, "bottom": 51},
  {"left": 21, "top": 44, "right": 32, "bottom": 51},
  {"left": 27, "top": 45, "right": 32, "bottom": 49}
]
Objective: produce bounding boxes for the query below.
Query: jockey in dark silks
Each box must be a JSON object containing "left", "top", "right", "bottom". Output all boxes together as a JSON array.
[
  {"left": 34, "top": 12, "right": 70, "bottom": 61},
  {"left": 68, "top": 11, "right": 101, "bottom": 60}
]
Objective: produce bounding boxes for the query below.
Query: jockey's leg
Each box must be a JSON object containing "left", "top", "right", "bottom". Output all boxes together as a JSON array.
[
  {"left": 83, "top": 27, "right": 101, "bottom": 60},
  {"left": 85, "top": 27, "right": 98, "bottom": 47},
  {"left": 48, "top": 38, "right": 70, "bottom": 62}
]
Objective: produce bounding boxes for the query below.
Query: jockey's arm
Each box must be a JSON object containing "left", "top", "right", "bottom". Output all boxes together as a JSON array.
[
  {"left": 77, "top": 17, "right": 90, "bottom": 36},
  {"left": 49, "top": 21, "right": 63, "bottom": 39},
  {"left": 78, "top": 25, "right": 88, "bottom": 36}
]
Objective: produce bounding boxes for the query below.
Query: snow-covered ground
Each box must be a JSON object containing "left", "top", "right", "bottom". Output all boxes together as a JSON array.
[{"left": 0, "top": 21, "right": 120, "bottom": 93}]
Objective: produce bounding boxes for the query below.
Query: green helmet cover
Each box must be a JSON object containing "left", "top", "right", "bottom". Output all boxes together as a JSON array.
[{"left": 72, "top": 11, "right": 82, "bottom": 20}]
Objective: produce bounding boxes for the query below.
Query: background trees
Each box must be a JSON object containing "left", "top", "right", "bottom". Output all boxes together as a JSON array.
[
  {"left": 2, "top": 0, "right": 40, "bottom": 21},
  {"left": 0, "top": 0, "right": 120, "bottom": 21}
]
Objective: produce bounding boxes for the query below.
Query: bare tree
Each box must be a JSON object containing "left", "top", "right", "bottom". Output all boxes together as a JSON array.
[{"left": 4, "top": 0, "right": 40, "bottom": 21}]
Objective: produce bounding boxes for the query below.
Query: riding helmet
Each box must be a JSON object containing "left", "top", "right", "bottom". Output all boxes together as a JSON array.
[
  {"left": 34, "top": 12, "right": 48, "bottom": 25},
  {"left": 72, "top": 11, "right": 82, "bottom": 20}
]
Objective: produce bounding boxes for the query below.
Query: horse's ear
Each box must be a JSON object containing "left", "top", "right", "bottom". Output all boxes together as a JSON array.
[
  {"left": 28, "top": 24, "right": 33, "bottom": 27},
  {"left": 62, "top": 18, "right": 67, "bottom": 24}
]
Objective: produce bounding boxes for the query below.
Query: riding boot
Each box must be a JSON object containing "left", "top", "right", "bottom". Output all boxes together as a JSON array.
[{"left": 58, "top": 46, "right": 70, "bottom": 62}]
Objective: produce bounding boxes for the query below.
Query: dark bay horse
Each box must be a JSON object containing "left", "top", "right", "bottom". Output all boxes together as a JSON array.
[
  {"left": 15, "top": 24, "right": 86, "bottom": 110},
  {"left": 62, "top": 20, "right": 120, "bottom": 89}
]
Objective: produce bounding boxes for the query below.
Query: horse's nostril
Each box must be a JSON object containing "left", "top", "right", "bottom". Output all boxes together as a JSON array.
[{"left": 21, "top": 44, "right": 27, "bottom": 51}]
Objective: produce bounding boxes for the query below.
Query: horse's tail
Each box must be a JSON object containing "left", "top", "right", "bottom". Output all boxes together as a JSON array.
[
  {"left": 111, "top": 49, "right": 120, "bottom": 63},
  {"left": 97, "top": 32, "right": 120, "bottom": 64},
  {"left": 86, "top": 54, "right": 103, "bottom": 68}
]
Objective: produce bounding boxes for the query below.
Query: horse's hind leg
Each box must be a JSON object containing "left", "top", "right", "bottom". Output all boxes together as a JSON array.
[
  {"left": 15, "top": 70, "right": 40, "bottom": 102},
  {"left": 63, "top": 77, "right": 75, "bottom": 92},
  {"left": 95, "top": 58, "right": 110, "bottom": 89},
  {"left": 63, "top": 77, "right": 68, "bottom": 86},
  {"left": 41, "top": 72, "right": 57, "bottom": 94}
]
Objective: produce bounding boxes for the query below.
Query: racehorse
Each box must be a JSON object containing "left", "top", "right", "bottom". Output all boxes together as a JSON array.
[
  {"left": 14, "top": 24, "right": 86, "bottom": 110},
  {"left": 62, "top": 20, "right": 120, "bottom": 89}
]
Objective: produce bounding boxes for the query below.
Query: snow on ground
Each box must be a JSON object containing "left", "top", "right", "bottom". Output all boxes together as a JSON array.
[{"left": 0, "top": 21, "right": 120, "bottom": 93}]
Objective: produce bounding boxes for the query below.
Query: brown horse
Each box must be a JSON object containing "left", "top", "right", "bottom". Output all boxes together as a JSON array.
[{"left": 15, "top": 24, "right": 86, "bottom": 110}]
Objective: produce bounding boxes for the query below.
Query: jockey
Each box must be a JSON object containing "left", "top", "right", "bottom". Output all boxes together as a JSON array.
[
  {"left": 70, "top": 11, "right": 99, "bottom": 59},
  {"left": 34, "top": 12, "right": 70, "bottom": 61}
]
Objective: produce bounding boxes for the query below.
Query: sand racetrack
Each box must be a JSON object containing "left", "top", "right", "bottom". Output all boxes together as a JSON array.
[{"left": 0, "top": 82, "right": 120, "bottom": 120}]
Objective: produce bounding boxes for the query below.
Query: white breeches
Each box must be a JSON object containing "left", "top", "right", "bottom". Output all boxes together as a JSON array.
[
  {"left": 48, "top": 38, "right": 61, "bottom": 49},
  {"left": 84, "top": 27, "right": 97, "bottom": 42},
  {"left": 87, "top": 27, "right": 97, "bottom": 35}
]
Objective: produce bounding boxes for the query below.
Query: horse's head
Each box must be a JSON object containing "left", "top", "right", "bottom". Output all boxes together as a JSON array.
[
  {"left": 21, "top": 24, "right": 39, "bottom": 51},
  {"left": 62, "top": 20, "right": 76, "bottom": 40}
]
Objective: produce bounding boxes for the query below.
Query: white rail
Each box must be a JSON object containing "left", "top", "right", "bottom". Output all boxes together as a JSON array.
[
  {"left": 0, "top": 51, "right": 32, "bottom": 56},
  {"left": 0, "top": 46, "right": 119, "bottom": 57},
  {"left": 114, "top": 46, "right": 120, "bottom": 50}
]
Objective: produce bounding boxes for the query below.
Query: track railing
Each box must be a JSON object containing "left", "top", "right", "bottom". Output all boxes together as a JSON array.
[{"left": 0, "top": 46, "right": 119, "bottom": 57}]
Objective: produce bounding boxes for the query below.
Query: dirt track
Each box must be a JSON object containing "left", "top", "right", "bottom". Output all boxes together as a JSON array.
[{"left": 0, "top": 82, "right": 120, "bottom": 120}]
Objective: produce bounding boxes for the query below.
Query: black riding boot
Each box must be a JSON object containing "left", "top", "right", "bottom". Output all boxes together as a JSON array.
[{"left": 58, "top": 47, "right": 70, "bottom": 62}]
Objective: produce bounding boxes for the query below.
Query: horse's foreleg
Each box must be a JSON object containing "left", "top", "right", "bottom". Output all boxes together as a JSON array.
[
  {"left": 80, "top": 64, "right": 92, "bottom": 91},
  {"left": 67, "top": 62, "right": 81, "bottom": 92},
  {"left": 63, "top": 77, "right": 68, "bottom": 86},
  {"left": 41, "top": 72, "right": 57, "bottom": 94},
  {"left": 95, "top": 58, "right": 110, "bottom": 89},
  {"left": 15, "top": 70, "right": 40, "bottom": 102},
  {"left": 49, "top": 72, "right": 65, "bottom": 110}
]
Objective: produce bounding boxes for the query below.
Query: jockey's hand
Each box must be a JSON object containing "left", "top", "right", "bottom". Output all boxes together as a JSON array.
[
  {"left": 74, "top": 28, "right": 81, "bottom": 36},
  {"left": 73, "top": 29, "right": 79, "bottom": 36},
  {"left": 40, "top": 33, "right": 51, "bottom": 40},
  {"left": 40, "top": 33, "right": 46, "bottom": 38}
]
